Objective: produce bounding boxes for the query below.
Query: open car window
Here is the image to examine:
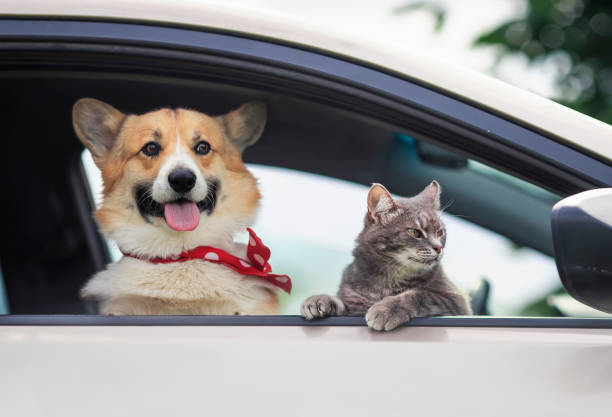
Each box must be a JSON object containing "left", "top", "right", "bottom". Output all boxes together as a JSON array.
[
  {"left": 1, "top": 17, "right": 610, "bottom": 322},
  {"left": 81, "top": 144, "right": 578, "bottom": 317}
]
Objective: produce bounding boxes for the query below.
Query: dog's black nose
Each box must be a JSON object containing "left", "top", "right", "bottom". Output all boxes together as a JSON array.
[{"left": 168, "top": 168, "right": 196, "bottom": 194}]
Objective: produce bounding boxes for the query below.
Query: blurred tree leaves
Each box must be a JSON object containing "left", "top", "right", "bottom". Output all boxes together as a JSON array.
[
  {"left": 397, "top": 0, "right": 612, "bottom": 124},
  {"left": 393, "top": 1, "right": 447, "bottom": 32},
  {"left": 475, "top": 0, "right": 612, "bottom": 124}
]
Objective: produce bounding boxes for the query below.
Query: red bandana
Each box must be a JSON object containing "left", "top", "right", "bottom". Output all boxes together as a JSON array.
[{"left": 122, "top": 228, "right": 292, "bottom": 294}]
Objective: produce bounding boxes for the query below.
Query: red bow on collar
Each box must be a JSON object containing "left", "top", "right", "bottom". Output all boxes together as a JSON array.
[{"left": 122, "top": 228, "right": 292, "bottom": 294}]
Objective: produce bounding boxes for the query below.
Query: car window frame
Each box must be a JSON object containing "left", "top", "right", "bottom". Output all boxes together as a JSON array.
[
  {"left": 1, "top": 17, "right": 611, "bottom": 327},
  {"left": 2, "top": 315, "right": 612, "bottom": 328}
]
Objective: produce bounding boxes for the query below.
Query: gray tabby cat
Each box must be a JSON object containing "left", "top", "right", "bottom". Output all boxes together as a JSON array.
[{"left": 301, "top": 181, "right": 472, "bottom": 331}]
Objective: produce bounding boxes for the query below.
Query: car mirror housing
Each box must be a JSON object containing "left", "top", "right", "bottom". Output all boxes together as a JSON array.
[{"left": 551, "top": 188, "right": 612, "bottom": 314}]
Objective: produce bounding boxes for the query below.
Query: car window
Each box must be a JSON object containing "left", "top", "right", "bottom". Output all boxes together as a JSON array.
[
  {"left": 1, "top": 17, "right": 609, "bottom": 322},
  {"left": 81, "top": 148, "right": 564, "bottom": 316}
]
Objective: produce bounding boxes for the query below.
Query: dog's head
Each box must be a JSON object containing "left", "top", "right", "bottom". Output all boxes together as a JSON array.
[{"left": 73, "top": 98, "right": 265, "bottom": 257}]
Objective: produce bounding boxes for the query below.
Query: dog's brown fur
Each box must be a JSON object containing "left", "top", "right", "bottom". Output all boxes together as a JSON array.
[{"left": 74, "top": 98, "right": 278, "bottom": 315}]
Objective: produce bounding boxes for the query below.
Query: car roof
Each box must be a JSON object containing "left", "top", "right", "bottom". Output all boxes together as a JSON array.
[{"left": 4, "top": 0, "right": 612, "bottom": 162}]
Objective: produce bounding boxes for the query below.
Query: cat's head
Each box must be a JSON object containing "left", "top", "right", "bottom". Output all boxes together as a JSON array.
[{"left": 359, "top": 181, "right": 446, "bottom": 272}]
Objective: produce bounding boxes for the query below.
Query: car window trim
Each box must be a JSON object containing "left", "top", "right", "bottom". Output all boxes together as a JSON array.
[{"left": 1, "top": 315, "right": 612, "bottom": 328}]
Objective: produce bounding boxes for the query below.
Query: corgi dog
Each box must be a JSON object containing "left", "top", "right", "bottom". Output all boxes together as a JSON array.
[{"left": 73, "top": 98, "right": 281, "bottom": 315}]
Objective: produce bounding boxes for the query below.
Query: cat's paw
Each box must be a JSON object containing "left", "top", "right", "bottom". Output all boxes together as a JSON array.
[
  {"left": 366, "top": 301, "right": 410, "bottom": 331},
  {"left": 301, "top": 295, "right": 345, "bottom": 320}
]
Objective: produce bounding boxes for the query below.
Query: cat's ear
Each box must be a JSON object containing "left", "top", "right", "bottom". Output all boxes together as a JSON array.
[
  {"left": 418, "top": 180, "right": 441, "bottom": 210},
  {"left": 367, "top": 183, "right": 398, "bottom": 224}
]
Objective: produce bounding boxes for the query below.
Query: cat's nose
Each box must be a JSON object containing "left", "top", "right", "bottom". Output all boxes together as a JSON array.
[{"left": 433, "top": 245, "right": 442, "bottom": 254}]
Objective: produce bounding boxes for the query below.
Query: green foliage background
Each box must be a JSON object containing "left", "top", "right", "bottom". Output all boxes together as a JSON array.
[
  {"left": 398, "top": 0, "right": 612, "bottom": 124},
  {"left": 476, "top": 0, "right": 612, "bottom": 124}
]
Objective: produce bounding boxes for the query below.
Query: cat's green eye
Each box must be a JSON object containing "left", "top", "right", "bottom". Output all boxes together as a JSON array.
[
  {"left": 437, "top": 229, "right": 444, "bottom": 237},
  {"left": 407, "top": 228, "right": 423, "bottom": 238}
]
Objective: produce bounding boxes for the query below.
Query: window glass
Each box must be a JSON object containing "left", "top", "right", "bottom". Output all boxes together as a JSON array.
[
  {"left": 81, "top": 150, "right": 567, "bottom": 316},
  {"left": 468, "top": 160, "right": 558, "bottom": 201},
  {"left": 0, "top": 265, "right": 8, "bottom": 314},
  {"left": 81, "top": 151, "right": 123, "bottom": 262}
]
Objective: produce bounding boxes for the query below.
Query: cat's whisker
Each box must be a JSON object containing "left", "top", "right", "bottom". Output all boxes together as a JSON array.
[{"left": 440, "top": 199, "right": 454, "bottom": 212}]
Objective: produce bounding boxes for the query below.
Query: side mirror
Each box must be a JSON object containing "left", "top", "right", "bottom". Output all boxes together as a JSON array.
[{"left": 551, "top": 188, "right": 612, "bottom": 314}]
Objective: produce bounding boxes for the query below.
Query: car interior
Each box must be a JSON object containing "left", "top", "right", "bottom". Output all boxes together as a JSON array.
[{"left": 0, "top": 70, "right": 561, "bottom": 314}]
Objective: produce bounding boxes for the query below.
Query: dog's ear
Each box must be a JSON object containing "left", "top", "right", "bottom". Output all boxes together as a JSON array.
[
  {"left": 73, "top": 98, "right": 126, "bottom": 162},
  {"left": 218, "top": 101, "right": 267, "bottom": 153}
]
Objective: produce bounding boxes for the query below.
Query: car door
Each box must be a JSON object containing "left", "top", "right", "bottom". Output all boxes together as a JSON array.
[{"left": 1, "top": 15, "right": 612, "bottom": 417}]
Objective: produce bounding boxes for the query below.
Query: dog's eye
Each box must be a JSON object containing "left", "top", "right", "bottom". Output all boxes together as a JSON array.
[
  {"left": 141, "top": 142, "right": 161, "bottom": 157},
  {"left": 407, "top": 229, "right": 423, "bottom": 238},
  {"left": 194, "top": 140, "right": 211, "bottom": 155}
]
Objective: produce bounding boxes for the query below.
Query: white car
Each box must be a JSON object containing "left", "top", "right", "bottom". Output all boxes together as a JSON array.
[{"left": 1, "top": 1, "right": 611, "bottom": 416}]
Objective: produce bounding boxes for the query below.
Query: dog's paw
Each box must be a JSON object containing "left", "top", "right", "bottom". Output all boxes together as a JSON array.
[
  {"left": 365, "top": 300, "right": 409, "bottom": 331},
  {"left": 301, "top": 295, "right": 345, "bottom": 320}
]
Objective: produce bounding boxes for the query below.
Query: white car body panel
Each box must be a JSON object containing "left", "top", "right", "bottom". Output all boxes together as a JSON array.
[
  {"left": 2, "top": 325, "right": 612, "bottom": 417},
  {"left": 1, "top": 3, "right": 612, "bottom": 416},
  {"left": 3, "top": 0, "right": 612, "bottom": 160}
]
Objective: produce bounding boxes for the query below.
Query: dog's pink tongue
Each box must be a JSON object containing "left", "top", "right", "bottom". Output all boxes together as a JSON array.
[{"left": 164, "top": 202, "right": 200, "bottom": 231}]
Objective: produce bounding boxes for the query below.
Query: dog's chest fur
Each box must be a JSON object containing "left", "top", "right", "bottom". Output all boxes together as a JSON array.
[{"left": 81, "top": 258, "right": 278, "bottom": 315}]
